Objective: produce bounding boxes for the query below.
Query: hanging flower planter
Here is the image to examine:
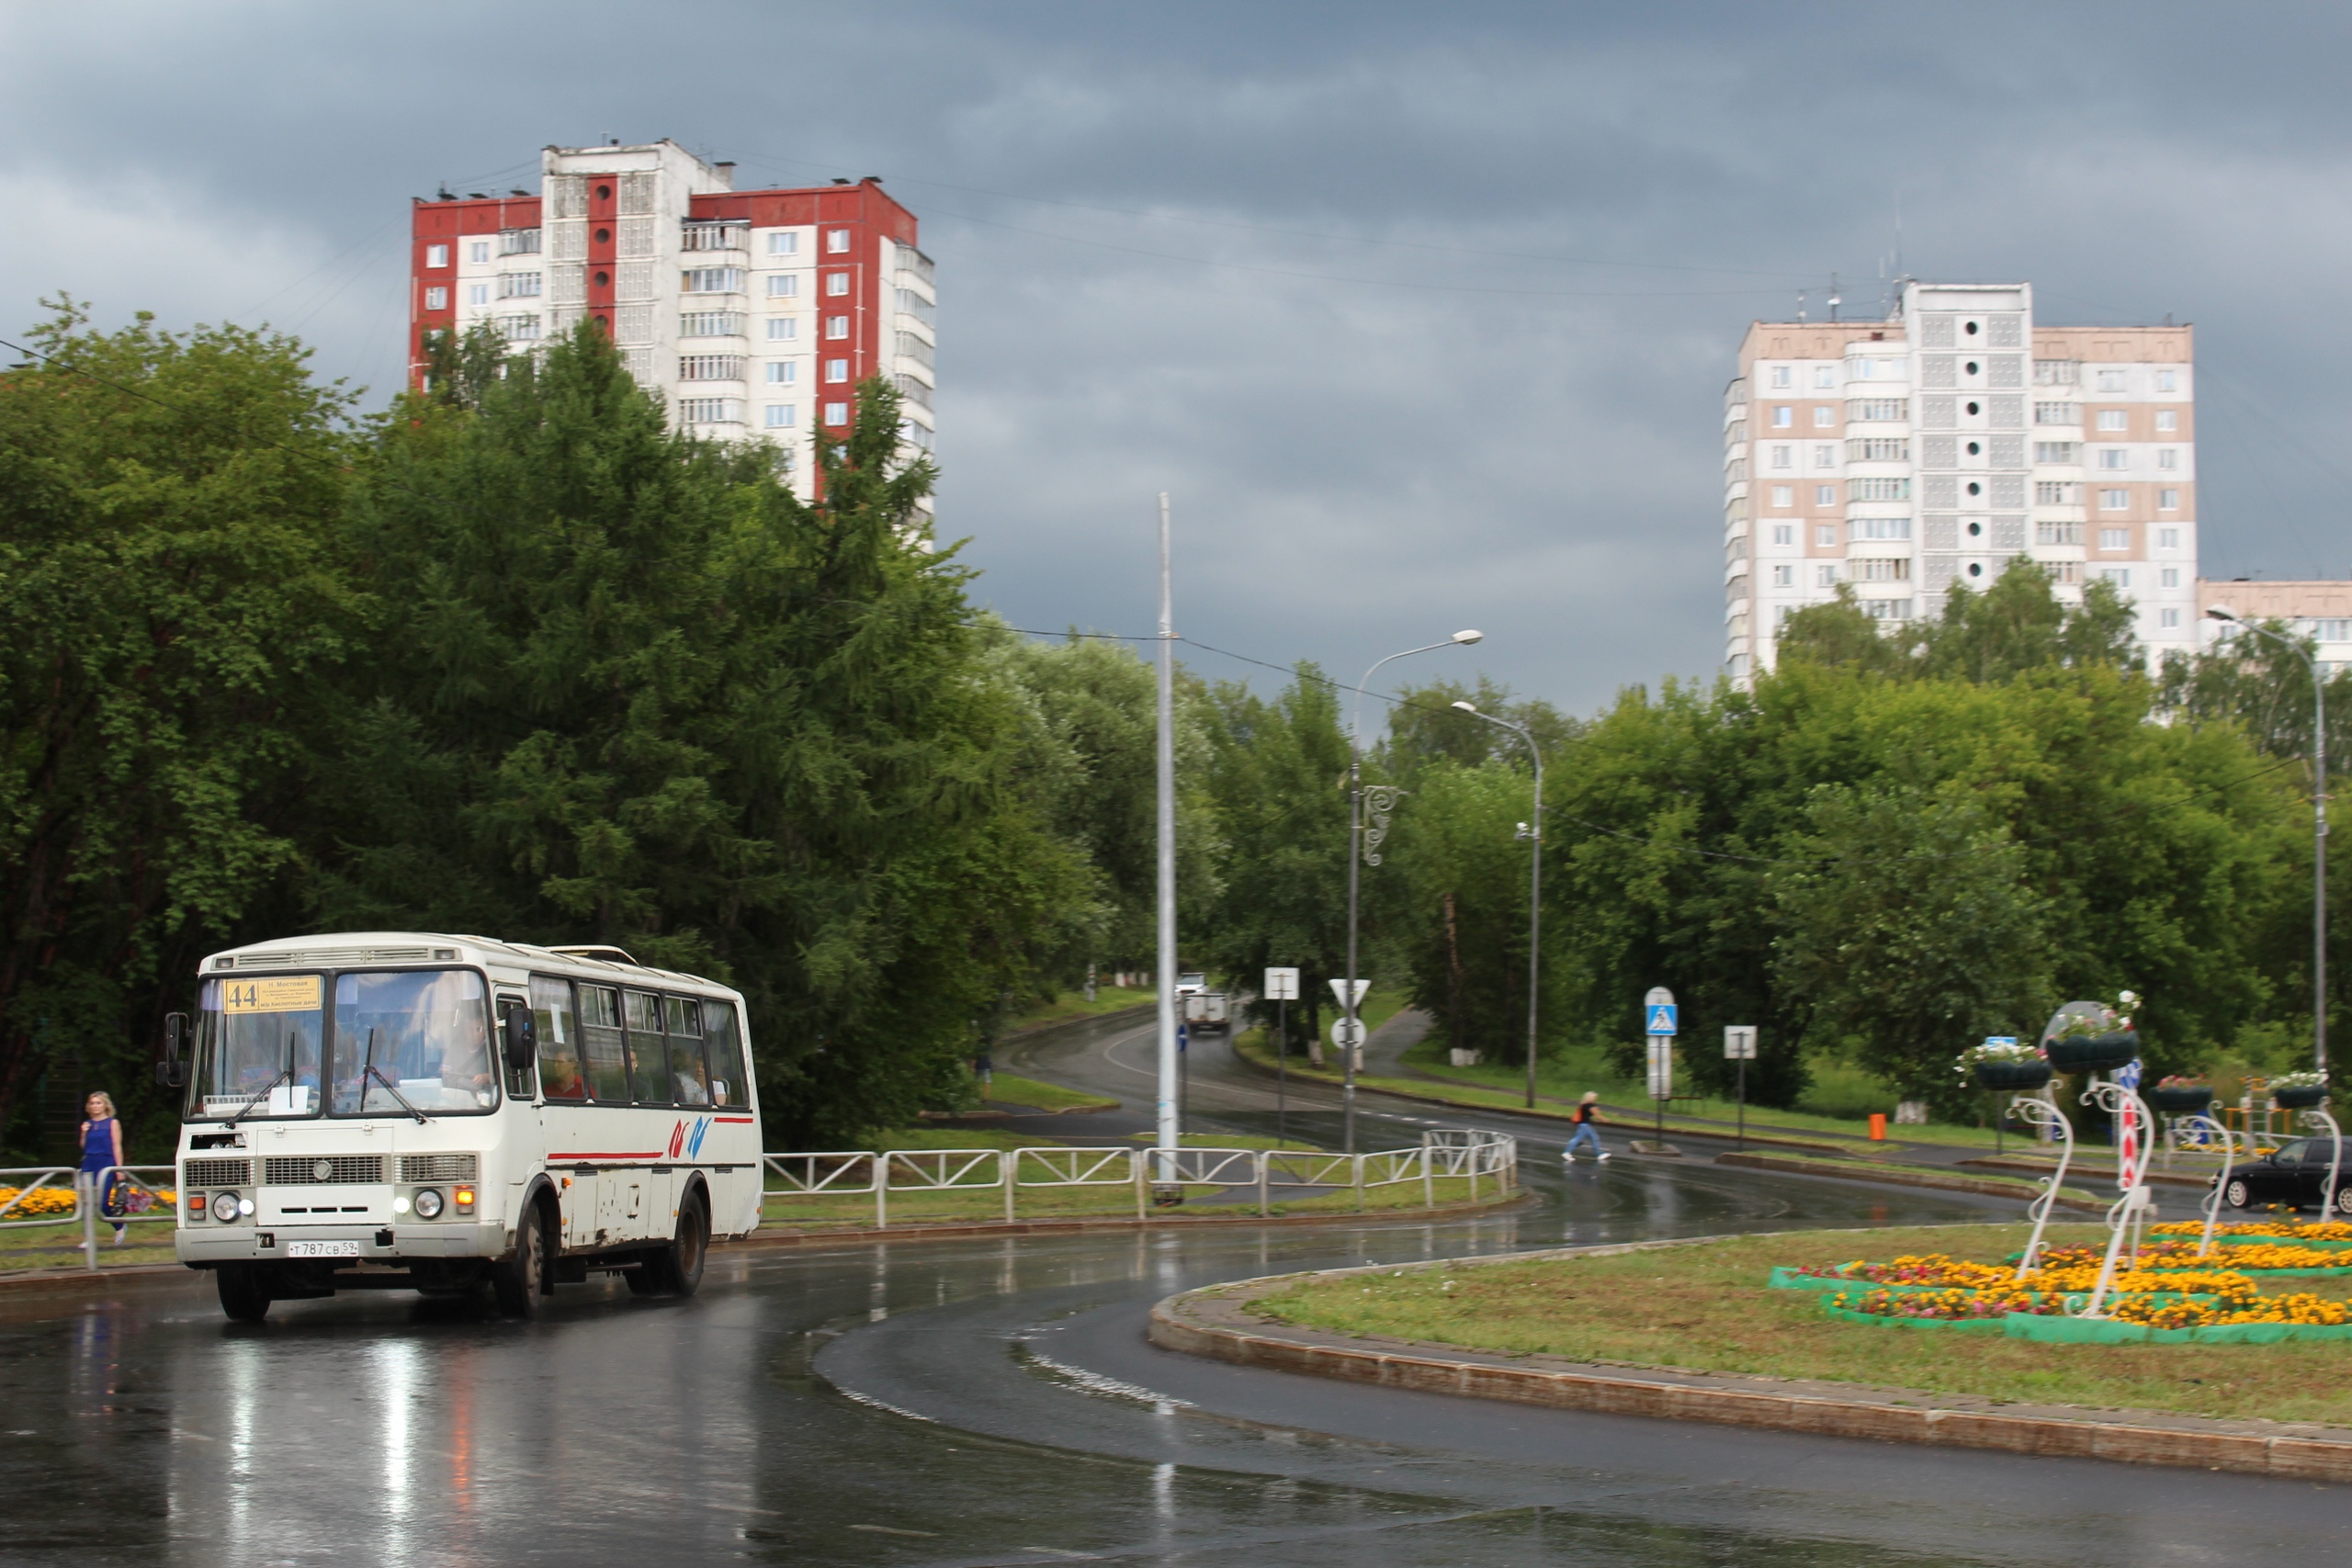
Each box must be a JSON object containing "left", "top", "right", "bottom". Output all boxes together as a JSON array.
[
  {"left": 2146, "top": 1085, "right": 2214, "bottom": 1115},
  {"left": 2046, "top": 1031, "right": 2139, "bottom": 1074},
  {"left": 1975, "top": 1059, "right": 2053, "bottom": 1092},
  {"left": 2274, "top": 1084, "right": 2329, "bottom": 1111}
]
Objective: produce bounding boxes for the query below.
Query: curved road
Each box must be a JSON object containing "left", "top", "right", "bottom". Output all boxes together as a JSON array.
[{"left": 0, "top": 1012, "right": 2335, "bottom": 1565}]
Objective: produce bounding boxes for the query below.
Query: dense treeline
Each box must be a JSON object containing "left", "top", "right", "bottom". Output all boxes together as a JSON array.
[
  {"left": 1175, "top": 575, "right": 2333, "bottom": 1119},
  {"left": 3, "top": 306, "right": 2340, "bottom": 1154},
  {"left": 0, "top": 310, "right": 1104, "bottom": 1152}
]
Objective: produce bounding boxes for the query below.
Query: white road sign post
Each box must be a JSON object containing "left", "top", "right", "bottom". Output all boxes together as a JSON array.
[
  {"left": 1724, "top": 1025, "right": 1758, "bottom": 1149},
  {"left": 1645, "top": 986, "right": 1677, "bottom": 1144},
  {"left": 1330, "top": 1016, "right": 1367, "bottom": 1075},
  {"left": 1265, "top": 967, "right": 1300, "bottom": 1140}
]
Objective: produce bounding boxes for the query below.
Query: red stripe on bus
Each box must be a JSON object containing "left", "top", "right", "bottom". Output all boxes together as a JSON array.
[
  {"left": 547, "top": 1152, "right": 663, "bottom": 1160},
  {"left": 713, "top": 1116, "right": 754, "bottom": 1123}
]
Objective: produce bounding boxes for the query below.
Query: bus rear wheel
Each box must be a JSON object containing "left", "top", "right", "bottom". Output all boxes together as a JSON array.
[
  {"left": 628, "top": 1190, "right": 708, "bottom": 1299},
  {"left": 490, "top": 1203, "right": 550, "bottom": 1319},
  {"left": 217, "top": 1263, "right": 272, "bottom": 1323}
]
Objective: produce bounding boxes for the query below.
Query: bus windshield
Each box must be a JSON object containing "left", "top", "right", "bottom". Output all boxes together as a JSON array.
[
  {"left": 329, "top": 969, "right": 498, "bottom": 1115},
  {"left": 190, "top": 975, "right": 326, "bottom": 1119}
]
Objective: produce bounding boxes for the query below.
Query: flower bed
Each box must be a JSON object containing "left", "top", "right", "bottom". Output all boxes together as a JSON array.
[
  {"left": 2153, "top": 1218, "right": 2352, "bottom": 1247},
  {"left": 0, "top": 1184, "right": 175, "bottom": 1219},
  {"left": 1807, "top": 1242, "right": 2352, "bottom": 1340}
]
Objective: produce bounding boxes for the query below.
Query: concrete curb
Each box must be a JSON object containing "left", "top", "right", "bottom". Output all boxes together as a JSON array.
[
  {"left": 1714, "top": 1150, "right": 2109, "bottom": 1212},
  {"left": 1147, "top": 1235, "right": 2352, "bottom": 1483}
]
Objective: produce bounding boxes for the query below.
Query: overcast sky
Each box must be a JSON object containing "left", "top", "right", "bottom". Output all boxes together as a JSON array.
[{"left": 6, "top": 2, "right": 2351, "bottom": 717}]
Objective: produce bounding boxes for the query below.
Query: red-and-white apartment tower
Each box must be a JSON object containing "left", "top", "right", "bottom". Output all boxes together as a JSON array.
[{"left": 408, "top": 140, "right": 936, "bottom": 513}]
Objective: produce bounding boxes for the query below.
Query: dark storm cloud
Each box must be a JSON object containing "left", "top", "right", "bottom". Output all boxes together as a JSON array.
[{"left": 6, "top": 2, "right": 2352, "bottom": 712}]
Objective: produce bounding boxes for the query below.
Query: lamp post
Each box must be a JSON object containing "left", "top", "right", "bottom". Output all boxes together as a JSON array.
[
  {"left": 1451, "top": 701, "right": 1543, "bottom": 1109},
  {"left": 1341, "top": 630, "right": 1483, "bottom": 1153},
  {"left": 2208, "top": 604, "right": 2328, "bottom": 1075}
]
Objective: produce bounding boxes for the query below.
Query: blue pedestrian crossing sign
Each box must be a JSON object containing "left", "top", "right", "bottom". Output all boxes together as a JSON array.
[{"left": 1643, "top": 985, "right": 1678, "bottom": 1036}]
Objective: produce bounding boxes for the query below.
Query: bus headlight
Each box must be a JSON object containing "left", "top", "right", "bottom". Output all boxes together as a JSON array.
[
  {"left": 392, "top": 1195, "right": 412, "bottom": 1215},
  {"left": 413, "top": 1188, "right": 445, "bottom": 1220},
  {"left": 210, "top": 1191, "right": 240, "bottom": 1223}
]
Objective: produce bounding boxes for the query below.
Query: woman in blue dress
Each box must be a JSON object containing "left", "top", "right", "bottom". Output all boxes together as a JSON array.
[{"left": 78, "top": 1092, "right": 127, "bottom": 1244}]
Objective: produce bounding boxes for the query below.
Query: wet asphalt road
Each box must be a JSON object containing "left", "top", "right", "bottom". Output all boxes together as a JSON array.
[{"left": 0, "top": 1012, "right": 2342, "bottom": 1566}]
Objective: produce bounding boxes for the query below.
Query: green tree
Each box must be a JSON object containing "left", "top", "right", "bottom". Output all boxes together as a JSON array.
[
  {"left": 0, "top": 302, "right": 362, "bottom": 1157},
  {"left": 1385, "top": 760, "right": 1553, "bottom": 1064},
  {"left": 321, "top": 330, "right": 1087, "bottom": 1142},
  {"left": 1769, "top": 783, "right": 2052, "bottom": 1111},
  {"left": 1196, "top": 666, "right": 1354, "bottom": 1057}
]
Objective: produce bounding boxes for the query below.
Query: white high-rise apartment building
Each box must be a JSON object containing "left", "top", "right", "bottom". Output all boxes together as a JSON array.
[
  {"left": 410, "top": 141, "right": 936, "bottom": 513},
  {"left": 1723, "top": 282, "right": 2197, "bottom": 680}
]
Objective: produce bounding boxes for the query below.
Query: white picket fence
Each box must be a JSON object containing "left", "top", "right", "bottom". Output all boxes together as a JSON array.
[{"left": 762, "top": 1128, "right": 1517, "bottom": 1229}]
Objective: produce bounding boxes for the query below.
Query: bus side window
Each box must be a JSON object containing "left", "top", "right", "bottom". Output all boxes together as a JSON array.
[
  {"left": 706, "top": 1003, "right": 747, "bottom": 1108},
  {"left": 624, "top": 990, "right": 670, "bottom": 1105},
  {"left": 666, "top": 997, "right": 711, "bottom": 1106},
  {"left": 580, "top": 985, "right": 628, "bottom": 1102},
  {"left": 533, "top": 976, "right": 585, "bottom": 1101}
]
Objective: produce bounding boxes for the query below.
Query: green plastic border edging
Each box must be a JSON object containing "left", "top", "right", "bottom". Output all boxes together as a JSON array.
[
  {"left": 1770, "top": 1268, "right": 1960, "bottom": 1295},
  {"left": 2000, "top": 1313, "right": 2352, "bottom": 1345},
  {"left": 1822, "top": 1303, "right": 2008, "bottom": 1333}
]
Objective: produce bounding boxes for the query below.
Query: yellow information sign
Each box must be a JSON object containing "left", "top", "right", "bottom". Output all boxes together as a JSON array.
[{"left": 221, "top": 976, "right": 323, "bottom": 1014}]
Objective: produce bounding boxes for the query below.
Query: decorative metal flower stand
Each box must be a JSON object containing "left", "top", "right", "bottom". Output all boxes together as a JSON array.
[
  {"left": 2010, "top": 1092, "right": 2075, "bottom": 1279},
  {"left": 2183, "top": 1111, "right": 2241, "bottom": 1258},
  {"left": 2076, "top": 1077, "right": 2158, "bottom": 1317},
  {"left": 2297, "top": 1103, "right": 2342, "bottom": 1218}
]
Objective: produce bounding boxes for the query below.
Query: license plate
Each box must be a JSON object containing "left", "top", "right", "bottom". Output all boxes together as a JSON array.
[{"left": 286, "top": 1239, "right": 361, "bottom": 1258}]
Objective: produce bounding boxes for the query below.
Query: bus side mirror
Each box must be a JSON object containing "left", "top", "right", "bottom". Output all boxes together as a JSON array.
[
  {"left": 502, "top": 1004, "right": 537, "bottom": 1071},
  {"left": 156, "top": 1012, "right": 190, "bottom": 1089}
]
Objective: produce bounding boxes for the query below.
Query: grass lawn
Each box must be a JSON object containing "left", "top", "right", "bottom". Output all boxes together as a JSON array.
[
  {"left": 1251, "top": 1026, "right": 2025, "bottom": 1153},
  {"left": 1004, "top": 987, "right": 1156, "bottom": 1032},
  {"left": 983, "top": 1072, "right": 1118, "bottom": 1113},
  {"left": 0, "top": 1216, "right": 178, "bottom": 1272},
  {"left": 1247, "top": 1222, "right": 2352, "bottom": 1427},
  {"left": 1722, "top": 1150, "right": 2101, "bottom": 1206}
]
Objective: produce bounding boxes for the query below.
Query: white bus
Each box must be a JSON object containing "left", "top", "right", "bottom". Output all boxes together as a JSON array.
[{"left": 161, "top": 931, "right": 763, "bottom": 1322}]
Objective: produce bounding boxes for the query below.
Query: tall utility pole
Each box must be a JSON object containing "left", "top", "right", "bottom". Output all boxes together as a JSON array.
[{"left": 1155, "top": 493, "right": 1180, "bottom": 1179}]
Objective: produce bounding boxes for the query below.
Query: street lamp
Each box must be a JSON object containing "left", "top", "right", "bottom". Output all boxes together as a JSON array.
[
  {"left": 2208, "top": 604, "right": 2329, "bottom": 1075},
  {"left": 1341, "top": 630, "right": 1482, "bottom": 1153},
  {"left": 1453, "top": 702, "right": 1544, "bottom": 1109}
]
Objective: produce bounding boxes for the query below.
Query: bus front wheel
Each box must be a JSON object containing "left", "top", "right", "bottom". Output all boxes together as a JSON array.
[
  {"left": 490, "top": 1203, "right": 550, "bottom": 1319},
  {"left": 628, "top": 1190, "right": 708, "bottom": 1299},
  {"left": 217, "top": 1264, "right": 272, "bottom": 1323}
]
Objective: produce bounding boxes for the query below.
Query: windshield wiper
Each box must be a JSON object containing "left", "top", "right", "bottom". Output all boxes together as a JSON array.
[
  {"left": 225, "top": 1029, "right": 301, "bottom": 1129},
  {"left": 222, "top": 1067, "right": 292, "bottom": 1130},
  {"left": 358, "top": 1027, "right": 428, "bottom": 1123},
  {"left": 364, "top": 1066, "right": 429, "bottom": 1124}
]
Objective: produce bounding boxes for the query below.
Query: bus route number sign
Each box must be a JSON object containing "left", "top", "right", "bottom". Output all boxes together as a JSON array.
[{"left": 222, "top": 976, "right": 323, "bottom": 1014}]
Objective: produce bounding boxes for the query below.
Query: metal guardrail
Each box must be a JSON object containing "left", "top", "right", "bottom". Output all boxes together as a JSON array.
[
  {"left": 0, "top": 1165, "right": 177, "bottom": 1272},
  {"left": 760, "top": 1133, "right": 1519, "bottom": 1228}
]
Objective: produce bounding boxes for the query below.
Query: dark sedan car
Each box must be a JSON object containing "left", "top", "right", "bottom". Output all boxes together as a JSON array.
[{"left": 2213, "top": 1137, "right": 2352, "bottom": 1213}]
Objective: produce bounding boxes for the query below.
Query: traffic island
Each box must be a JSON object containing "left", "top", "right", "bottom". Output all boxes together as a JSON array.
[{"left": 1147, "top": 1224, "right": 2352, "bottom": 1480}]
